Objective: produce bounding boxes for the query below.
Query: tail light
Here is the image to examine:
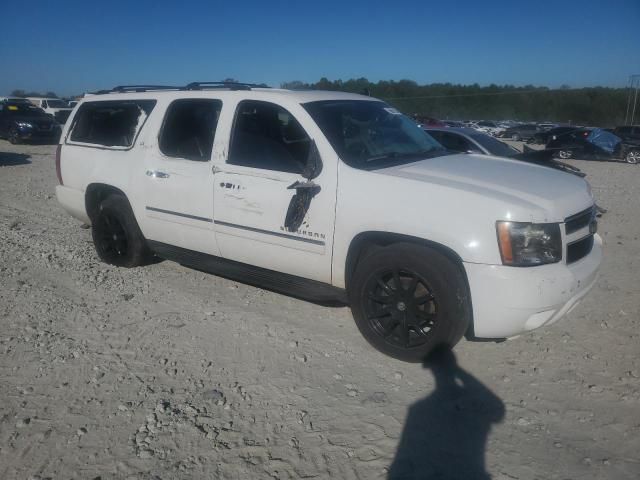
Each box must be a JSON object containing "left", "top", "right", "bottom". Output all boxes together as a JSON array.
[{"left": 55, "top": 144, "right": 63, "bottom": 185}]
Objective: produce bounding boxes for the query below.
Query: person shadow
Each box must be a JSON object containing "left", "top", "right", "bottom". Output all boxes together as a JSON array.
[{"left": 388, "top": 346, "right": 505, "bottom": 480}]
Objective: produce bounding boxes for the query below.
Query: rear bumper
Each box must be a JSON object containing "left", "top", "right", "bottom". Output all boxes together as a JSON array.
[
  {"left": 464, "top": 234, "right": 602, "bottom": 338},
  {"left": 56, "top": 185, "right": 90, "bottom": 224}
]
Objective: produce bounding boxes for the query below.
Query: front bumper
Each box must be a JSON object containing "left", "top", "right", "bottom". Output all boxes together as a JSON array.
[
  {"left": 16, "top": 126, "right": 59, "bottom": 141},
  {"left": 464, "top": 234, "right": 602, "bottom": 338}
]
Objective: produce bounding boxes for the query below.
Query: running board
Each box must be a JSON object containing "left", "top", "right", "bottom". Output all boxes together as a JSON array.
[{"left": 147, "top": 241, "right": 348, "bottom": 305}]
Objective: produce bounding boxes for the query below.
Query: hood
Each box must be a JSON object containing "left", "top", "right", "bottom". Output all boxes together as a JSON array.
[{"left": 376, "top": 153, "right": 593, "bottom": 221}]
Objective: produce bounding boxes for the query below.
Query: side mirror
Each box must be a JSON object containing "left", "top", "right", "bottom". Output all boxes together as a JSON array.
[
  {"left": 284, "top": 140, "right": 323, "bottom": 232},
  {"left": 302, "top": 139, "right": 322, "bottom": 180}
]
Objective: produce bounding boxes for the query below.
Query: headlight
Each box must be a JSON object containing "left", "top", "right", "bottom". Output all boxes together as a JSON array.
[
  {"left": 496, "top": 221, "right": 562, "bottom": 266},
  {"left": 16, "top": 122, "right": 33, "bottom": 129}
]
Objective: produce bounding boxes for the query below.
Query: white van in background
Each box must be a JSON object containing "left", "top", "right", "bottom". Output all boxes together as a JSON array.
[{"left": 26, "top": 97, "right": 73, "bottom": 124}]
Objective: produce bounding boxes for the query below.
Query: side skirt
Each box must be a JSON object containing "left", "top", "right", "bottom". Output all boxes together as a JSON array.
[{"left": 147, "top": 241, "right": 348, "bottom": 305}]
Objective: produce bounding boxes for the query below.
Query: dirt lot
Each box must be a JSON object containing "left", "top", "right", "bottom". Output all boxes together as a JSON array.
[{"left": 1, "top": 140, "right": 639, "bottom": 480}]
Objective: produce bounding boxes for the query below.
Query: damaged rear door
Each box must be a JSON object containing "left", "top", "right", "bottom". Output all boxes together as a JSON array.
[{"left": 212, "top": 99, "right": 337, "bottom": 283}]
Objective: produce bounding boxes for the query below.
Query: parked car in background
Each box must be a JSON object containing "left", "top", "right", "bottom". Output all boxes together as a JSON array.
[
  {"left": 530, "top": 126, "right": 578, "bottom": 145},
  {"left": 547, "top": 128, "right": 640, "bottom": 164},
  {"left": 498, "top": 124, "right": 539, "bottom": 141},
  {"left": 0, "top": 97, "right": 32, "bottom": 104},
  {"left": 413, "top": 115, "right": 446, "bottom": 128},
  {"left": 426, "top": 127, "right": 518, "bottom": 156},
  {"left": 425, "top": 127, "right": 584, "bottom": 176},
  {"left": 473, "top": 120, "right": 504, "bottom": 136},
  {"left": 0, "top": 100, "right": 59, "bottom": 144},
  {"left": 26, "top": 97, "right": 73, "bottom": 124},
  {"left": 613, "top": 125, "right": 640, "bottom": 142}
]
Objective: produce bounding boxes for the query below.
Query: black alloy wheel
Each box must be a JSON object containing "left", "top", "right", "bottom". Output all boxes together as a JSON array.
[
  {"left": 94, "top": 211, "right": 129, "bottom": 262},
  {"left": 350, "top": 243, "right": 470, "bottom": 362},
  {"left": 363, "top": 268, "right": 438, "bottom": 349},
  {"left": 91, "top": 194, "right": 152, "bottom": 267}
]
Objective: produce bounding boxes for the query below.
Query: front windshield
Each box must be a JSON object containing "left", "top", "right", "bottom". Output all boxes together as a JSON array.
[
  {"left": 471, "top": 134, "right": 518, "bottom": 157},
  {"left": 303, "top": 100, "right": 446, "bottom": 169},
  {"left": 46, "top": 99, "right": 69, "bottom": 108},
  {"left": 2, "top": 104, "right": 48, "bottom": 116}
]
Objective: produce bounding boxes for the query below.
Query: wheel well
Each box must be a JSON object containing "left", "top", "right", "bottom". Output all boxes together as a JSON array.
[
  {"left": 345, "top": 232, "right": 465, "bottom": 288},
  {"left": 344, "top": 231, "right": 475, "bottom": 336},
  {"left": 85, "top": 183, "right": 128, "bottom": 222}
]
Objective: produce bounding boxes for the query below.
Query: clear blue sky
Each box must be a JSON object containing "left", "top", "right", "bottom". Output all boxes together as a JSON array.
[{"left": 1, "top": 0, "right": 638, "bottom": 96}]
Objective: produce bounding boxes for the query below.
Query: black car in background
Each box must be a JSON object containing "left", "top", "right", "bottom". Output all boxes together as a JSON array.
[
  {"left": 530, "top": 126, "right": 577, "bottom": 145},
  {"left": 547, "top": 128, "right": 640, "bottom": 164},
  {"left": 425, "top": 127, "right": 584, "bottom": 176},
  {"left": 497, "top": 123, "right": 539, "bottom": 141},
  {"left": 613, "top": 125, "right": 640, "bottom": 142},
  {"left": 427, "top": 127, "right": 519, "bottom": 156},
  {"left": 0, "top": 101, "right": 60, "bottom": 144}
]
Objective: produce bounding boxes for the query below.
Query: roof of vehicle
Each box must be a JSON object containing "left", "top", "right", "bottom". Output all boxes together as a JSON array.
[
  {"left": 0, "top": 97, "right": 32, "bottom": 103},
  {"left": 79, "top": 87, "right": 375, "bottom": 104}
]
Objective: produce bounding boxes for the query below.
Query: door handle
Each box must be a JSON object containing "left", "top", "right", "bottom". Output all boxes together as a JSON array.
[{"left": 146, "top": 170, "right": 170, "bottom": 179}]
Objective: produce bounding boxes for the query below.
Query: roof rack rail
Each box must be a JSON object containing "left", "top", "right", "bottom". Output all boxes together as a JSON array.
[
  {"left": 92, "top": 82, "right": 270, "bottom": 95},
  {"left": 184, "top": 81, "right": 270, "bottom": 91},
  {"left": 93, "top": 85, "right": 180, "bottom": 95}
]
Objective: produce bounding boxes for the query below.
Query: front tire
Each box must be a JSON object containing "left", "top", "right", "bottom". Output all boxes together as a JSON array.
[
  {"left": 8, "top": 129, "right": 20, "bottom": 145},
  {"left": 625, "top": 150, "right": 639, "bottom": 164},
  {"left": 349, "top": 243, "right": 470, "bottom": 362},
  {"left": 91, "top": 195, "right": 151, "bottom": 267}
]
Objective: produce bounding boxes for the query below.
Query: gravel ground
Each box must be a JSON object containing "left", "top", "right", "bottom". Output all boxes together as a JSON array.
[{"left": 0, "top": 140, "right": 639, "bottom": 480}]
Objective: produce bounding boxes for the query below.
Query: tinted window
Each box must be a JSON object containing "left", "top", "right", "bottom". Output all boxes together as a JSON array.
[
  {"left": 46, "top": 99, "right": 69, "bottom": 108},
  {"left": 159, "top": 99, "right": 222, "bottom": 161},
  {"left": 70, "top": 100, "right": 156, "bottom": 147},
  {"left": 228, "top": 100, "right": 310, "bottom": 174}
]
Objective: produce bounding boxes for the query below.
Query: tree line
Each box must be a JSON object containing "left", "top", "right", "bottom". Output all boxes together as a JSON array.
[
  {"left": 10, "top": 89, "right": 59, "bottom": 99},
  {"left": 281, "top": 78, "right": 630, "bottom": 126}
]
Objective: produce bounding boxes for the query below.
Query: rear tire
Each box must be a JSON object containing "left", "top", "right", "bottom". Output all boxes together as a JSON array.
[
  {"left": 91, "top": 195, "right": 151, "bottom": 267},
  {"left": 349, "top": 243, "right": 470, "bottom": 362}
]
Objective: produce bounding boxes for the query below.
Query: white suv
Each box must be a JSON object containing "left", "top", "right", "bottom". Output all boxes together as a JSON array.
[{"left": 55, "top": 82, "right": 602, "bottom": 361}]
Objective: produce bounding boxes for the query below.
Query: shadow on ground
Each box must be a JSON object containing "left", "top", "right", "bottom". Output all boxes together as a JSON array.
[
  {"left": 388, "top": 346, "right": 505, "bottom": 479},
  {"left": 0, "top": 152, "right": 31, "bottom": 166}
]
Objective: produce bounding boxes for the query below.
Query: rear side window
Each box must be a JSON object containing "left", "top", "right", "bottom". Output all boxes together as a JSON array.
[
  {"left": 69, "top": 100, "right": 156, "bottom": 147},
  {"left": 159, "top": 99, "right": 222, "bottom": 161}
]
